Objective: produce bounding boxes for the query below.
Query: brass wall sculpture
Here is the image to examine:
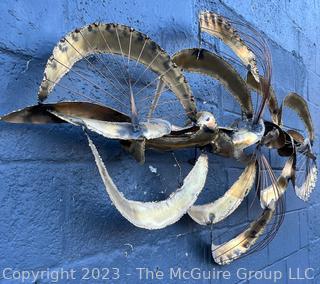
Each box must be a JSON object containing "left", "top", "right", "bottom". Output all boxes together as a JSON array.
[{"left": 1, "top": 11, "right": 317, "bottom": 265}]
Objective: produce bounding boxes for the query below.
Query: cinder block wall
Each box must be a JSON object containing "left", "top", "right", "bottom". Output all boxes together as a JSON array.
[{"left": 0, "top": 1, "right": 319, "bottom": 283}]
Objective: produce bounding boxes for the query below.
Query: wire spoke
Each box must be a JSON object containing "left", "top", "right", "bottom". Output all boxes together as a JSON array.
[
  {"left": 52, "top": 57, "right": 128, "bottom": 108},
  {"left": 134, "top": 66, "right": 173, "bottom": 97},
  {"left": 97, "top": 25, "right": 133, "bottom": 90},
  {"left": 46, "top": 78, "right": 107, "bottom": 107},
  {"left": 64, "top": 36, "right": 128, "bottom": 99},
  {"left": 132, "top": 51, "right": 160, "bottom": 89}
]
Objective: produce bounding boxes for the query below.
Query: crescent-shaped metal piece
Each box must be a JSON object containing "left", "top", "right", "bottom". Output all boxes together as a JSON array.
[
  {"left": 50, "top": 110, "right": 172, "bottom": 140},
  {"left": 188, "top": 159, "right": 256, "bottom": 225},
  {"left": 287, "top": 129, "right": 305, "bottom": 144},
  {"left": 38, "top": 23, "right": 196, "bottom": 120},
  {"left": 199, "top": 11, "right": 259, "bottom": 83},
  {"left": 212, "top": 204, "right": 275, "bottom": 265},
  {"left": 283, "top": 92, "right": 314, "bottom": 143},
  {"left": 294, "top": 138, "right": 318, "bottom": 202},
  {"left": 295, "top": 160, "right": 318, "bottom": 202},
  {"left": 0, "top": 102, "right": 130, "bottom": 124},
  {"left": 172, "top": 48, "right": 253, "bottom": 118},
  {"left": 87, "top": 134, "right": 209, "bottom": 229}
]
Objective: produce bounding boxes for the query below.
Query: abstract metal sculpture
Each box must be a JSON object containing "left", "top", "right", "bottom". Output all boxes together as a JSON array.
[{"left": 1, "top": 11, "right": 317, "bottom": 265}]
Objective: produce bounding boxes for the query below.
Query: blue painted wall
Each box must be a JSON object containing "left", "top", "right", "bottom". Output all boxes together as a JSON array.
[{"left": 0, "top": 0, "right": 319, "bottom": 283}]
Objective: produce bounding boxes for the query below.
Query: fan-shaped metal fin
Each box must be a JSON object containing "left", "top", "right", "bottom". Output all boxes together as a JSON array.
[
  {"left": 212, "top": 203, "right": 275, "bottom": 265},
  {"left": 283, "top": 92, "right": 314, "bottom": 143},
  {"left": 199, "top": 11, "right": 259, "bottom": 82},
  {"left": 38, "top": 23, "right": 196, "bottom": 120}
]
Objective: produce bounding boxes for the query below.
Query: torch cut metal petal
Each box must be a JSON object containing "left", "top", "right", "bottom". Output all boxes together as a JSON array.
[
  {"left": 295, "top": 160, "right": 318, "bottom": 202},
  {"left": 188, "top": 159, "right": 256, "bottom": 225},
  {"left": 173, "top": 48, "right": 253, "bottom": 118},
  {"left": 0, "top": 102, "right": 130, "bottom": 124},
  {"left": 50, "top": 110, "right": 172, "bottom": 140},
  {"left": 283, "top": 92, "right": 314, "bottom": 143},
  {"left": 87, "top": 134, "right": 209, "bottom": 230},
  {"left": 212, "top": 203, "right": 275, "bottom": 265},
  {"left": 199, "top": 11, "right": 259, "bottom": 83}
]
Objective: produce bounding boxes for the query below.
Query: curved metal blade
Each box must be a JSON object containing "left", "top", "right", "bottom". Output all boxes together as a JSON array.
[
  {"left": 50, "top": 110, "right": 172, "bottom": 140},
  {"left": 0, "top": 102, "right": 130, "bottom": 124},
  {"left": 188, "top": 159, "right": 256, "bottom": 225},
  {"left": 199, "top": 11, "right": 259, "bottom": 82},
  {"left": 295, "top": 152, "right": 318, "bottom": 202},
  {"left": 212, "top": 204, "right": 275, "bottom": 265},
  {"left": 173, "top": 48, "right": 253, "bottom": 119},
  {"left": 287, "top": 129, "right": 304, "bottom": 144},
  {"left": 283, "top": 92, "right": 314, "bottom": 143},
  {"left": 87, "top": 134, "right": 209, "bottom": 229}
]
